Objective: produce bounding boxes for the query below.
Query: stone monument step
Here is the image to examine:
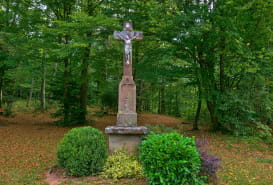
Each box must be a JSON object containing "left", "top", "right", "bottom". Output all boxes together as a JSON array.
[{"left": 105, "top": 126, "right": 148, "bottom": 135}]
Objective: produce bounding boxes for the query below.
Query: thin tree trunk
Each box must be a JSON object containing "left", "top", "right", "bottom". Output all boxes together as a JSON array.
[
  {"left": 193, "top": 79, "right": 202, "bottom": 130},
  {"left": 19, "top": 86, "right": 23, "bottom": 98},
  {"left": 136, "top": 80, "right": 143, "bottom": 112},
  {"left": 158, "top": 83, "right": 165, "bottom": 114},
  {"left": 63, "top": 57, "right": 70, "bottom": 124},
  {"left": 147, "top": 99, "right": 151, "bottom": 112},
  {"left": 158, "top": 86, "right": 161, "bottom": 114},
  {"left": 219, "top": 37, "right": 225, "bottom": 92},
  {"left": 96, "top": 80, "right": 100, "bottom": 105},
  {"left": 161, "top": 84, "right": 165, "bottom": 114},
  {"left": 48, "top": 62, "right": 58, "bottom": 104},
  {"left": 219, "top": 55, "right": 225, "bottom": 92},
  {"left": 0, "top": 86, "right": 2, "bottom": 108},
  {"left": 207, "top": 100, "right": 219, "bottom": 131},
  {"left": 79, "top": 43, "right": 91, "bottom": 123},
  {"left": 40, "top": 60, "right": 46, "bottom": 111},
  {"left": 53, "top": 62, "right": 58, "bottom": 78},
  {"left": 27, "top": 78, "right": 34, "bottom": 107},
  {"left": 175, "top": 90, "right": 180, "bottom": 117},
  {"left": 193, "top": 100, "right": 201, "bottom": 130}
]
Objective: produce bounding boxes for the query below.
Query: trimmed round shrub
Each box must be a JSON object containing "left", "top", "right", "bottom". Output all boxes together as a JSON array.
[
  {"left": 57, "top": 126, "right": 107, "bottom": 176},
  {"left": 139, "top": 132, "right": 204, "bottom": 185}
]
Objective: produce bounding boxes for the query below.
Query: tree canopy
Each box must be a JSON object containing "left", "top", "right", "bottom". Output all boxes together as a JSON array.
[{"left": 0, "top": 0, "right": 272, "bottom": 136}]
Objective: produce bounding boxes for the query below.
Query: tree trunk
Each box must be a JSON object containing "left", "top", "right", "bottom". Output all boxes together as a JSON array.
[
  {"left": 193, "top": 80, "right": 202, "bottom": 130},
  {"left": 207, "top": 100, "right": 219, "bottom": 131},
  {"left": 136, "top": 80, "right": 143, "bottom": 112},
  {"left": 19, "top": 86, "right": 23, "bottom": 98},
  {"left": 158, "top": 83, "right": 165, "bottom": 114},
  {"left": 175, "top": 90, "right": 180, "bottom": 117},
  {"left": 40, "top": 60, "right": 46, "bottom": 111},
  {"left": 79, "top": 43, "right": 91, "bottom": 124},
  {"left": 27, "top": 78, "right": 34, "bottom": 107},
  {"left": 193, "top": 99, "right": 201, "bottom": 130},
  {"left": 63, "top": 57, "right": 70, "bottom": 124},
  {"left": 0, "top": 85, "right": 2, "bottom": 108},
  {"left": 219, "top": 37, "right": 225, "bottom": 92},
  {"left": 53, "top": 62, "right": 58, "bottom": 78},
  {"left": 158, "top": 86, "right": 161, "bottom": 114},
  {"left": 197, "top": 47, "right": 221, "bottom": 131},
  {"left": 219, "top": 55, "right": 225, "bottom": 92},
  {"left": 161, "top": 84, "right": 165, "bottom": 114}
]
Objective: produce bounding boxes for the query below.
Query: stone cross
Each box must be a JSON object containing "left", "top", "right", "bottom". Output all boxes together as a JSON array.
[
  {"left": 114, "top": 22, "right": 143, "bottom": 126},
  {"left": 114, "top": 22, "right": 143, "bottom": 76}
]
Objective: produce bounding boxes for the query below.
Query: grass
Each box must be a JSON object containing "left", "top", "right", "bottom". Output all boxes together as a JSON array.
[
  {"left": 205, "top": 135, "right": 273, "bottom": 184},
  {"left": 0, "top": 108, "right": 272, "bottom": 184},
  {"left": 256, "top": 158, "right": 273, "bottom": 163}
]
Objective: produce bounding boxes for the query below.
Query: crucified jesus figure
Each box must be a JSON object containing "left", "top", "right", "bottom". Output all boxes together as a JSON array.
[
  {"left": 123, "top": 33, "right": 138, "bottom": 64},
  {"left": 114, "top": 22, "right": 143, "bottom": 66}
]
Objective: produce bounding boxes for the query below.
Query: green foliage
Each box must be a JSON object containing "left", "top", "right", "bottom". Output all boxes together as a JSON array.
[
  {"left": 217, "top": 92, "right": 256, "bottom": 136},
  {"left": 0, "top": 0, "right": 272, "bottom": 138},
  {"left": 57, "top": 126, "right": 107, "bottom": 176},
  {"left": 256, "top": 158, "right": 273, "bottom": 164},
  {"left": 139, "top": 132, "right": 204, "bottom": 185},
  {"left": 217, "top": 76, "right": 273, "bottom": 138},
  {"left": 100, "top": 150, "right": 144, "bottom": 180},
  {"left": 255, "top": 122, "right": 272, "bottom": 140}
]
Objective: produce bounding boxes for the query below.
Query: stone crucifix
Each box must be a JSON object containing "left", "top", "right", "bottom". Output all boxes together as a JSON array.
[
  {"left": 114, "top": 21, "right": 143, "bottom": 126},
  {"left": 114, "top": 22, "right": 143, "bottom": 76},
  {"left": 105, "top": 21, "right": 147, "bottom": 154}
]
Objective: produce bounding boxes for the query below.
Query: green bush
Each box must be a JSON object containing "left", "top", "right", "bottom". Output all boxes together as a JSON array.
[
  {"left": 100, "top": 150, "right": 144, "bottom": 180},
  {"left": 57, "top": 126, "right": 107, "bottom": 176},
  {"left": 255, "top": 122, "right": 272, "bottom": 140},
  {"left": 139, "top": 132, "right": 204, "bottom": 185}
]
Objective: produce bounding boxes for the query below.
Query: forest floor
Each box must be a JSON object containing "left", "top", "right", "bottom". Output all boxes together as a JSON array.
[{"left": 0, "top": 109, "right": 272, "bottom": 185}]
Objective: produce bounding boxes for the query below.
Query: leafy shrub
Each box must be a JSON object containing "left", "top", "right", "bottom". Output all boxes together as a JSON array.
[
  {"left": 195, "top": 138, "right": 222, "bottom": 181},
  {"left": 255, "top": 122, "right": 272, "bottom": 140},
  {"left": 57, "top": 126, "right": 107, "bottom": 176},
  {"left": 100, "top": 150, "right": 144, "bottom": 180},
  {"left": 217, "top": 78, "right": 273, "bottom": 137},
  {"left": 139, "top": 132, "right": 204, "bottom": 185}
]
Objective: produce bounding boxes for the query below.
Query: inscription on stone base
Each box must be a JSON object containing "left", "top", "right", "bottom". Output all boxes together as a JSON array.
[
  {"left": 118, "top": 76, "right": 136, "bottom": 117},
  {"left": 108, "top": 135, "right": 141, "bottom": 154}
]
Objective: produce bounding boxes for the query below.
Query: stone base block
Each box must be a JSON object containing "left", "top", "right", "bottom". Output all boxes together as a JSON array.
[
  {"left": 117, "top": 112, "right": 137, "bottom": 126},
  {"left": 105, "top": 126, "right": 147, "bottom": 154}
]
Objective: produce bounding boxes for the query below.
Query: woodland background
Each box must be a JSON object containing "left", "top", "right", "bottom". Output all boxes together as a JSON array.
[{"left": 0, "top": 0, "right": 272, "bottom": 136}]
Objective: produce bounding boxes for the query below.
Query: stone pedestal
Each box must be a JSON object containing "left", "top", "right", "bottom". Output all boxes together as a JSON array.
[{"left": 105, "top": 126, "right": 148, "bottom": 153}]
